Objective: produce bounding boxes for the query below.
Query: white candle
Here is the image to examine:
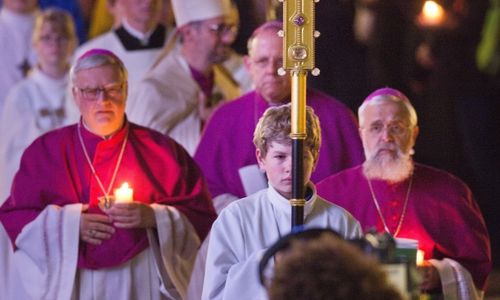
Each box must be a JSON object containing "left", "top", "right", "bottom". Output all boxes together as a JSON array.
[
  {"left": 114, "top": 182, "right": 134, "bottom": 203},
  {"left": 420, "top": 1, "right": 445, "bottom": 26},
  {"left": 416, "top": 249, "right": 425, "bottom": 266}
]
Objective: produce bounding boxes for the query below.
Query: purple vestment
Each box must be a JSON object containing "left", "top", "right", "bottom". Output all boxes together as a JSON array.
[
  {"left": 316, "top": 163, "right": 491, "bottom": 289},
  {"left": 0, "top": 120, "right": 216, "bottom": 269},
  {"left": 194, "top": 90, "right": 364, "bottom": 199}
]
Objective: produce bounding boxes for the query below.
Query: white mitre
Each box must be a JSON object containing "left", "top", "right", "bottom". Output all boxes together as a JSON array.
[{"left": 171, "top": 0, "right": 232, "bottom": 27}]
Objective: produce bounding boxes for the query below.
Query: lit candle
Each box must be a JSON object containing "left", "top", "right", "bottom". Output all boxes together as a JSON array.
[
  {"left": 114, "top": 182, "right": 134, "bottom": 203},
  {"left": 420, "top": 0, "right": 445, "bottom": 26},
  {"left": 416, "top": 249, "right": 425, "bottom": 266}
]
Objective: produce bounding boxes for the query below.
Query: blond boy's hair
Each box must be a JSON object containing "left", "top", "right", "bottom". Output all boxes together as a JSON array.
[{"left": 253, "top": 104, "right": 321, "bottom": 163}]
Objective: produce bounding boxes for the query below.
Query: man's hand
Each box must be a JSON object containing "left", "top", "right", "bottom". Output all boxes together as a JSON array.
[
  {"left": 418, "top": 263, "right": 441, "bottom": 292},
  {"left": 106, "top": 202, "right": 157, "bottom": 229},
  {"left": 80, "top": 204, "right": 115, "bottom": 245}
]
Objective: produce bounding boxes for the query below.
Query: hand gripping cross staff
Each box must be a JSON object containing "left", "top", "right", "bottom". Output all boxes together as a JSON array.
[{"left": 279, "top": 0, "right": 320, "bottom": 231}]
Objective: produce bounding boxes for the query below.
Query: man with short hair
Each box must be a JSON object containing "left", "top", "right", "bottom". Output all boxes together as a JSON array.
[
  {"left": 127, "top": 0, "right": 238, "bottom": 155},
  {"left": 68, "top": 0, "right": 170, "bottom": 123},
  {"left": 194, "top": 21, "right": 364, "bottom": 211},
  {"left": 316, "top": 87, "right": 491, "bottom": 299},
  {"left": 0, "top": 49, "right": 216, "bottom": 300}
]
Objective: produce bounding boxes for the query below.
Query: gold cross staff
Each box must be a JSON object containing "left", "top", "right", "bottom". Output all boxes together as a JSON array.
[{"left": 280, "top": 0, "right": 319, "bottom": 230}]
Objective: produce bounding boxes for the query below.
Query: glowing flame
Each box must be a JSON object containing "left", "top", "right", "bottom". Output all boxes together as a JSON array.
[
  {"left": 114, "top": 182, "right": 134, "bottom": 203},
  {"left": 421, "top": 1, "right": 445, "bottom": 26}
]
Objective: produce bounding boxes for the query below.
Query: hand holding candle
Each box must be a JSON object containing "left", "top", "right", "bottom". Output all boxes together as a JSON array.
[{"left": 114, "top": 182, "right": 133, "bottom": 203}]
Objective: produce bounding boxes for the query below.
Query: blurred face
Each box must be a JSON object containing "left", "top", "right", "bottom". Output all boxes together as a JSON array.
[
  {"left": 244, "top": 30, "right": 291, "bottom": 104},
  {"left": 360, "top": 101, "right": 417, "bottom": 159},
  {"left": 34, "top": 22, "right": 75, "bottom": 69},
  {"left": 360, "top": 101, "right": 419, "bottom": 181},
  {"left": 187, "top": 16, "right": 236, "bottom": 64},
  {"left": 3, "top": 0, "right": 38, "bottom": 13},
  {"left": 256, "top": 141, "right": 314, "bottom": 199},
  {"left": 72, "top": 65, "right": 128, "bottom": 137},
  {"left": 120, "top": 0, "right": 161, "bottom": 29}
]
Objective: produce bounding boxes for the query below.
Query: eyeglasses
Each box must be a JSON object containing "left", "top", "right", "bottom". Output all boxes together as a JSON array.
[
  {"left": 39, "top": 34, "right": 69, "bottom": 44},
  {"left": 75, "top": 83, "right": 125, "bottom": 101},
  {"left": 364, "top": 122, "right": 410, "bottom": 136},
  {"left": 206, "top": 23, "right": 238, "bottom": 37}
]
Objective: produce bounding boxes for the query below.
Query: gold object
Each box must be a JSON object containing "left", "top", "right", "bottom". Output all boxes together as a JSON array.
[
  {"left": 98, "top": 195, "right": 116, "bottom": 210},
  {"left": 289, "top": 198, "right": 306, "bottom": 206},
  {"left": 282, "top": 0, "right": 317, "bottom": 228},
  {"left": 282, "top": 0, "right": 317, "bottom": 139},
  {"left": 282, "top": 0, "right": 316, "bottom": 70}
]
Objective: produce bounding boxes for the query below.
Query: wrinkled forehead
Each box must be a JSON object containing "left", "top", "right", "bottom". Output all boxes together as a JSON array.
[
  {"left": 361, "top": 98, "right": 412, "bottom": 125},
  {"left": 72, "top": 64, "right": 125, "bottom": 87},
  {"left": 359, "top": 95, "right": 417, "bottom": 126}
]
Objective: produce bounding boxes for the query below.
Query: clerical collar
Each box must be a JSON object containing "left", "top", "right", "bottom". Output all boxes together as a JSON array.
[
  {"left": 115, "top": 22, "right": 166, "bottom": 50},
  {"left": 121, "top": 19, "right": 154, "bottom": 43},
  {"left": 80, "top": 118, "right": 127, "bottom": 140},
  {"left": 189, "top": 66, "right": 214, "bottom": 98}
]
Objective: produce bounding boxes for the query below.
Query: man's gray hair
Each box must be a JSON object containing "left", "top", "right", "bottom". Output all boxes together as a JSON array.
[
  {"left": 70, "top": 49, "right": 128, "bottom": 84},
  {"left": 358, "top": 88, "right": 418, "bottom": 127}
]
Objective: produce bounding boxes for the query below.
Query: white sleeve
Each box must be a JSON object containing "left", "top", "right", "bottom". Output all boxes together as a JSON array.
[
  {"left": 201, "top": 208, "right": 268, "bottom": 300},
  {"left": 0, "top": 85, "right": 36, "bottom": 203},
  {"left": 186, "top": 233, "right": 210, "bottom": 300},
  {"left": 13, "top": 203, "right": 82, "bottom": 300},
  {"left": 147, "top": 203, "right": 201, "bottom": 300},
  {"left": 430, "top": 258, "right": 484, "bottom": 300}
]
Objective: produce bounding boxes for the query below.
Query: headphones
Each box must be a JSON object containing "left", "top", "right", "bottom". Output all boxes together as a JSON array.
[{"left": 258, "top": 228, "right": 342, "bottom": 286}]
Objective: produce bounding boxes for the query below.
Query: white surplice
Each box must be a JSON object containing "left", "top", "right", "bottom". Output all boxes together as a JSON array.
[
  {"left": 7, "top": 203, "right": 199, "bottom": 300},
  {"left": 201, "top": 184, "right": 363, "bottom": 300},
  {"left": 0, "top": 7, "right": 38, "bottom": 116},
  {"left": 127, "top": 49, "right": 203, "bottom": 155},
  {"left": 0, "top": 68, "right": 68, "bottom": 203}
]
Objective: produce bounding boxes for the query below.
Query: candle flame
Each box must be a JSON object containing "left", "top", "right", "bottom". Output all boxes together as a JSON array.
[
  {"left": 421, "top": 1, "right": 444, "bottom": 26},
  {"left": 114, "top": 182, "right": 133, "bottom": 203}
]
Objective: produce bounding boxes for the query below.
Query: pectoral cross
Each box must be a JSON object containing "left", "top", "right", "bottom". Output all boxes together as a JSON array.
[{"left": 18, "top": 58, "right": 31, "bottom": 77}]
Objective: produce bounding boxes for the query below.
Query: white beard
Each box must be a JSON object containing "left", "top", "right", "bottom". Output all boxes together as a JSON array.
[{"left": 362, "top": 147, "right": 414, "bottom": 183}]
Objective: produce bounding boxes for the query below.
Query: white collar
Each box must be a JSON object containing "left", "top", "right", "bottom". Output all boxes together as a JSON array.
[
  {"left": 121, "top": 19, "right": 155, "bottom": 44},
  {"left": 266, "top": 183, "right": 317, "bottom": 219}
]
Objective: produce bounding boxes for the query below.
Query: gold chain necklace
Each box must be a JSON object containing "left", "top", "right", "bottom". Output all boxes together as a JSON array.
[
  {"left": 366, "top": 174, "right": 413, "bottom": 237},
  {"left": 78, "top": 123, "right": 128, "bottom": 201}
]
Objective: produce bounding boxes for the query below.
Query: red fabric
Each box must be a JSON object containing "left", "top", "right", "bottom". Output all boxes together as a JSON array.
[
  {"left": 0, "top": 120, "right": 216, "bottom": 269},
  {"left": 316, "top": 164, "right": 492, "bottom": 289}
]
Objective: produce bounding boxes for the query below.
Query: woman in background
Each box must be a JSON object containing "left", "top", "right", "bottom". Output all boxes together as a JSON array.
[{"left": 0, "top": 7, "right": 77, "bottom": 203}]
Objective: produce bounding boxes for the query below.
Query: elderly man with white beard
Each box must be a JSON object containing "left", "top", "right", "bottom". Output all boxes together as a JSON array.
[{"left": 316, "top": 87, "right": 491, "bottom": 299}]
